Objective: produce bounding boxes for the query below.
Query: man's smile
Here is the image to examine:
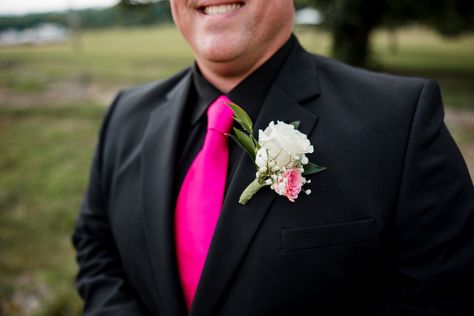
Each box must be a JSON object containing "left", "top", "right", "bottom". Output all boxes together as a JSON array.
[{"left": 198, "top": 2, "right": 245, "bottom": 16}]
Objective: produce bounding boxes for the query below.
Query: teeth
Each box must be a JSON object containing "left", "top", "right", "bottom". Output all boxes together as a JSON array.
[{"left": 203, "top": 3, "right": 242, "bottom": 15}]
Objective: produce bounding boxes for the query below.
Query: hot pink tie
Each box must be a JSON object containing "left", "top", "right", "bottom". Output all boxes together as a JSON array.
[{"left": 175, "top": 95, "right": 234, "bottom": 310}]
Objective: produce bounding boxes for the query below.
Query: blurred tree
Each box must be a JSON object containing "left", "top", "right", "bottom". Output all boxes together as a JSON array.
[
  {"left": 118, "top": 0, "right": 169, "bottom": 26},
  {"left": 0, "top": 1, "right": 171, "bottom": 31},
  {"left": 300, "top": 0, "right": 474, "bottom": 66}
]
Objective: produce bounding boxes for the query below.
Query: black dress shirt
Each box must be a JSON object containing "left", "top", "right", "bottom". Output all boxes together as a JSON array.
[{"left": 175, "top": 35, "right": 295, "bottom": 197}]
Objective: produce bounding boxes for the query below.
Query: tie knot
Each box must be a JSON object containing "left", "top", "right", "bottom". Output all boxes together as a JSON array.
[{"left": 207, "top": 95, "right": 234, "bottom": 134}]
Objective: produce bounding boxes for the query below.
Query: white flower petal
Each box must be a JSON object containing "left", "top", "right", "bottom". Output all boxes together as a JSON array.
[
  {"left": 258, "top": 121, "right": 315, "bottom": 169},
  {"left": 255, "top": 148, "right": 268, "bottom": 168}
]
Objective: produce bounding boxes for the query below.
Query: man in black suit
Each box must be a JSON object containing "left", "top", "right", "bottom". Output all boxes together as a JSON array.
[{"left": 72, "top": 1, "right": 474, "bottom": 315}]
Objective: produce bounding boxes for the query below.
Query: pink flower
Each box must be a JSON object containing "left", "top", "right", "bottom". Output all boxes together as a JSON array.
[{"left": 273, "top": 168, "right": 303, "bottom": 202}]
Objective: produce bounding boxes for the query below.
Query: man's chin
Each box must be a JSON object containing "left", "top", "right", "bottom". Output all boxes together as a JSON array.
[{"left": 196, "top": 42, "right": 243, "bottom": 64}]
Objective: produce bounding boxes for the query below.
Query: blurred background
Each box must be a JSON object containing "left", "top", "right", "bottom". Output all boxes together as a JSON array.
[{"left": 0, "top": 0, "right": 473, "bottom": 315}]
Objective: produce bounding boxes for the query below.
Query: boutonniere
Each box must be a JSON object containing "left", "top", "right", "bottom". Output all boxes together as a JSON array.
[{"left": 226, "top": 102, "right": 326, "bottom": 205}]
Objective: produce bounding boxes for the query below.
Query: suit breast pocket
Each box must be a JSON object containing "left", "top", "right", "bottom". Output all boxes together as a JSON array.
[{"left": 280, "top": 218, "right": 374, "bottom": 253}]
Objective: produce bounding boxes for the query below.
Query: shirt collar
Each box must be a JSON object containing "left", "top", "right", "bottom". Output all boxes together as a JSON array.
[{"left": 190, "top": 34, "right": 295, "bottom": 126}]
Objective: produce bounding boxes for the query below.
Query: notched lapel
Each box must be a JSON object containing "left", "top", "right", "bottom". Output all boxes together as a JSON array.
[
  {"left": 140, "top": 72, "right": 191, "bottom": 316},
  {"left": 190, "top": 80, "right": 319, "bottom": 316}
]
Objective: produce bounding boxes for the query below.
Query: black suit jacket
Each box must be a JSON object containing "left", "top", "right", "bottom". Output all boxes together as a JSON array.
[{"left": 73, "top": 39, "right": 474, "bottom": 316}]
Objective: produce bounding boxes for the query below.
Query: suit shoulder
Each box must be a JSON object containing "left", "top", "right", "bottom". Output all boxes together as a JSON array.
[
  {"left": 117, "top": 67, "right": 191, "bottom": 110},
  {"left": 303, "top": 53, "right": 443, "bottom": 137},
  {"left": 312, "top": 53, "right": 428, "bottom": 101},
  {"left": 103, "top": 67, "right": 191, "bottom": 126},
  {"left": 98, "top": 67, "right": 191, "bottom": 153}
]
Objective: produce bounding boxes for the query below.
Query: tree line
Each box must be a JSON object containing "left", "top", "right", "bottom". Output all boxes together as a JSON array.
[{"left": 0, "top": 1, "right": 173, "bottom": 32}]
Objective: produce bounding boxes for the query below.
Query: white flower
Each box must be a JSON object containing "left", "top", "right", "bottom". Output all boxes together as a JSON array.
[
  {"left": 228, "top": 100, "right": 326, "bottom": 205},
  {"left": 255, "top": 148, "right": 268, "bottom": 168},
  {"left": 258, "top": 121, "right": 314, "bottom": 168}
]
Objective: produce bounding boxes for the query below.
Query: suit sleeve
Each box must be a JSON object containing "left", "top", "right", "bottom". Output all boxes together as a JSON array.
[
  {"left": 72, "top": 93, "right": 149, "bottom": 316},
  {"left": 375, "top": 80, "right": 474, "bottom": 315}
]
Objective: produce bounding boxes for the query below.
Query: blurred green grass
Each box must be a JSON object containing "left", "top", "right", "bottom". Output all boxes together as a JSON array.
[
  {"left": 0, "top": 26, "right": 473, "bottom": 316},
  {"left": 0, "top": 26, "right": 193, "bottom": 90},
  {"left": 0, "top": 104, "right": 104, "bottom": 315}
]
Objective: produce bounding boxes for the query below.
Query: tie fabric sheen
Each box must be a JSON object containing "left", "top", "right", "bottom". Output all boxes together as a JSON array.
[{"left": 175, "top": 95, "right": 234, "bottom": 310}]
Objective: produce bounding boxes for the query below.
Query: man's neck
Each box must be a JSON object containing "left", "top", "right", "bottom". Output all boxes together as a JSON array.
[
  {"left": 195, "top": 33, "right": 292, "bottom": 94},
  {"left": 197, "top": 54, "right": 276, "bottom": 93},
  {"left": 197, "top": 66, "right": 247, "bottom": 94}
]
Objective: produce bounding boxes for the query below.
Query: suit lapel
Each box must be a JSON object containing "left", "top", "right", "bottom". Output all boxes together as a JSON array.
[
  {"left": 190, "top": 40, "right": 321, "bottom": 316},
  {"left": 140, "top": 71, "right": 192, "bottom": 316}
]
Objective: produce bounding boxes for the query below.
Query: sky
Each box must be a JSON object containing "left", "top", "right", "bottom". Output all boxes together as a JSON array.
[{"left": 0, "top": 0, "right": 119, "bottom": 16}]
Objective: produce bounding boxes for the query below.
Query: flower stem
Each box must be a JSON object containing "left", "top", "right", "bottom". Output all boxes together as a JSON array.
[{"left": 239, "top": 178, "right": 267, "bottom": 205}]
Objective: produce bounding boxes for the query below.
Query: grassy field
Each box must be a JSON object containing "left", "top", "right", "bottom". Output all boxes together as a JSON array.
[{"left": 0, "top": 26, "right": 473, "bottom": 316}]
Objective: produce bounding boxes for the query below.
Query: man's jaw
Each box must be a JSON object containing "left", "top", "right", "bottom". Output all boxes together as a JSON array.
[{"left": 197, "top": 1, "right": 245, "bottom": 16}]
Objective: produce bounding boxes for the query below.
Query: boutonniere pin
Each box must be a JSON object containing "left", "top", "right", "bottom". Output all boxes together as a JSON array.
[{"left": 226, "top": 102, "right": 326, "bottom": 205}]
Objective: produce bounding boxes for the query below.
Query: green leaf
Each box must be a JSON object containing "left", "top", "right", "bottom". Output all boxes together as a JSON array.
[
  {"left": 290, "top": 121, "right": 301, "bottom": 129},
  {"left": 227, "top": 101, "right": 253, "bottom": 134},
  {"left": 303, "top": 162, "right": 327, "bottom": 176},
  {"left": 231, "top": 127, "right": 257, "bottom": 160}
]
